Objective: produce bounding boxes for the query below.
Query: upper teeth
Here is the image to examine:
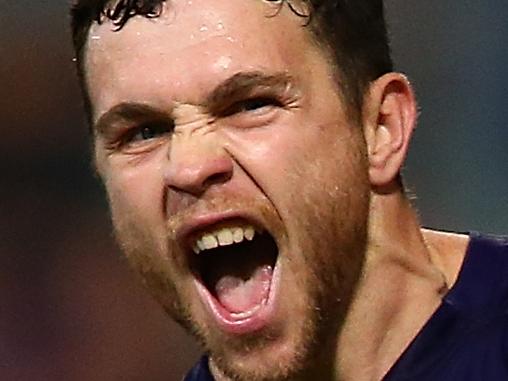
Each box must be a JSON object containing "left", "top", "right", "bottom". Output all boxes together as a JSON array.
[{"left": 193, "top": 225, "right": 256, "bottom": 254}]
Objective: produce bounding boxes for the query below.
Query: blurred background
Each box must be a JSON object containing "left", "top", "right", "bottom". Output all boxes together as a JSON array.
[{"left": 1, "top": 0, "right": 506, "bottom": 380}]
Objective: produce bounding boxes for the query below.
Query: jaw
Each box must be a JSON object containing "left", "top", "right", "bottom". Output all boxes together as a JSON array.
[
  {"left": 194, "top": 242, "right": 366, "bottom": 381},
  {"left": 175, "top": 216, "right": 312, "bottom": 377},
  {"left": 112, "top": 203, "right": 369, "bottom": 381}
]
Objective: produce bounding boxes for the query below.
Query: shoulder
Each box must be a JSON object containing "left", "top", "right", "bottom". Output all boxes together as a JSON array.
[
  {"left": 422, "top": 229, "right": 470, "bottom": 287},
  {"left": 423, "top": 229, "right": 508, "bottom": 296},
  {"left": 385, "top": 233, "right": 508, "bottom": 381},
  {"left": 445, "top": 232, "right": 508, "bottom": 315}
]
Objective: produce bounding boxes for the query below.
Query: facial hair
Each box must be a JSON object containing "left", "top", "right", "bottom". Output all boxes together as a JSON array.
[{"left": 107, "top": 128, "right": 370, "bottom": 381}]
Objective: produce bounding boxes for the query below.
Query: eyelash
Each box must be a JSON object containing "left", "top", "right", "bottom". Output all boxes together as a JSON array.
[
  {"left": 123, "top": 120, "right": 174, "bottom": 144},
  {"left": 223, "top": 96, "right": 283, "bottom": 117},
  {"left": 108, "top": 96, "right": 283, "bottom": 150}
]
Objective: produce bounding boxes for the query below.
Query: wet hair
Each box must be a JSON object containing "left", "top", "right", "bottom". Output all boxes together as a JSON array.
[{"left": 70, "top": 0, "right": 393, "bottom": 123}]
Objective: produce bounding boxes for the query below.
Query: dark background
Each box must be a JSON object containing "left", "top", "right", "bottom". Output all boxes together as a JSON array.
[{"left": 1, "top": 1, "right": 507, "bottom": 380}]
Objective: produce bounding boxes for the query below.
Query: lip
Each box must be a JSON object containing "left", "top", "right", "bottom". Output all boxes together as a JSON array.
[
  {"left": 174, "top": 208, "right": 281, "bottom": 335},
  {"left": 175, "top": 209, "right": 268, "bottom": 251},
  {"left": 194, "top": 255, "right": 281, "bottom": 335}
]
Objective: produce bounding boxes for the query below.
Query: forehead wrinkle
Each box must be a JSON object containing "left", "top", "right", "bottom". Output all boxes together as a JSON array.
[{"left": 172, "top": 103, "right": 211, "bottom": 129}]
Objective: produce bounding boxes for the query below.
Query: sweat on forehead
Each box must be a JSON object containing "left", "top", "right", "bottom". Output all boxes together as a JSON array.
[
  {"left": 84, "top": 0, "right": 320, "bottom": 121},
  {"left": 91, "top": 0, "right": 308, "bottom": 31},
  {"left": 72, "top": 0, "right": 393, "bottom": 126},
  {"left": 87, "top": 0, "right": 308, "bottom": 42}
]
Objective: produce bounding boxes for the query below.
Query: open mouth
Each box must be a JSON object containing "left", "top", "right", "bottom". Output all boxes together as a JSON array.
[{"left": 188, "top": 222, "right": 279, "bottom": 330}]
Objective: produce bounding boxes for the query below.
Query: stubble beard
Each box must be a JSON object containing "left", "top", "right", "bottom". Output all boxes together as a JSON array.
[
  {"left": 204, "top": 171, "right": 369, "bottom": 380},
  {"left": 109, "top": 188, "right": 369, "bottom": 381},
  {"left": 207, "top": 193, "right": 369, "bottom": 381},
  {"left": 107, "top": 142, "right": 370, "bottom": 381}
]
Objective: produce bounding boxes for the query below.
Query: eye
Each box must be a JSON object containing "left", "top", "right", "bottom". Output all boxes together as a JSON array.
[
  {"left": 127, "top": 120, "right": 173, "bottom": 143},
  {"left": 225, "top": 97, "right": 282, "bottom": 116},
  {"left": 241, "top": 97, "right": 278, "bottom": 111}
]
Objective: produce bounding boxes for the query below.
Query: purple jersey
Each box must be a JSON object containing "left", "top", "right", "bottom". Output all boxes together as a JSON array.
[{"left": 185, "top": 232, "right": 508, "bottom": 381}]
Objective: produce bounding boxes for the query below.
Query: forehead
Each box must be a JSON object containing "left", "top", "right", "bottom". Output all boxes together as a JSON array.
[{"left": 84, "top": 0, "right": 323, "bottom": 119}]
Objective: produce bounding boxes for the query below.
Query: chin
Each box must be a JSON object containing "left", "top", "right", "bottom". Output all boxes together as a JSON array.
[
  {"left": 191, "top": 260, "right": 349, "bottom": 381},
  {"left": 110, "top": 167, "right": 369, "bottom": 381},
  {"left": 207, "top": 318, "right": 325, "bottom": 381}
]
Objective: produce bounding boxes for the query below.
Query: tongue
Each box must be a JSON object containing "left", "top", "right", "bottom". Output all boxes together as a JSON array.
[{"left": 214, "top": 265, "right": 273, "bottom": 313}]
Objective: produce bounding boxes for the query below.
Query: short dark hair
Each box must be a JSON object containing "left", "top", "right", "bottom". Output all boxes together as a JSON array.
[{"left": 70, "top": 0, "right": 393, "bottom": 124}]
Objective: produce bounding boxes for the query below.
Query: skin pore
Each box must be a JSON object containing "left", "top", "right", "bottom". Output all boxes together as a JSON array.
[{"left": 84, "top": 0, "right": 469, "bottom": 380}]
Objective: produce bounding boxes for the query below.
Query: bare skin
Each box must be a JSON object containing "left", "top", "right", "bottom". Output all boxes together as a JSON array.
[
  {"left": 84, "top": 1, "right": 469, "bottom": 380},
  {"left": 335, "top": 192, "right": 468, "bottom": 380}
]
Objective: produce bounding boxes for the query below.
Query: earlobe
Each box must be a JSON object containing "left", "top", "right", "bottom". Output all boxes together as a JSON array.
[{"left": 363, "top": 73, "right": 417, "bottom": 189}]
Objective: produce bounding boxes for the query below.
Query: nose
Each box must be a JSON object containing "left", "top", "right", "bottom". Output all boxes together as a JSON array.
[{"left": 164, "top": 138, "right": 233, "bottom": 196}]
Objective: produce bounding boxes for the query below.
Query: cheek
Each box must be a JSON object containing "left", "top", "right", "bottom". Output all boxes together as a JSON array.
[
  {"left": 221, "top": 118, "right": 368, "bottom": 215},
  {"left": 103, "top": 160, "right": 166, "bottom": 229},
  {"left": 272, "top": 127, "right": 370, "bottom": 254},
  {"left": 272, "top": 129, "right": 366, "bottom": 204},
  {"left": 103, "top": 164, "right": 183, "bottom": 290}
]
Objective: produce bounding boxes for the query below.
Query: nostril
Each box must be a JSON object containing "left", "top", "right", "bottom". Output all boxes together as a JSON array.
[
  {"left": 203, "top": 170, "right": 233, "bottom": 189},
  {"left": 195, "top": 155, "right": 234, "bottom": 192},
  {"left": 165, "top": 154, "right": 234, "bottom": 195}
]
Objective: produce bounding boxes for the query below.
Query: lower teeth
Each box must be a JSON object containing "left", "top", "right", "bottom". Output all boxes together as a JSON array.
[{"left": 229, "top": 302, "right": 264, "bottom": 319}]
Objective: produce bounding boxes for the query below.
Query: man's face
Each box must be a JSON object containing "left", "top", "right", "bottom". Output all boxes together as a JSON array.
[{"left": 86, "top": 0, "right": 370, "bottom": 379}]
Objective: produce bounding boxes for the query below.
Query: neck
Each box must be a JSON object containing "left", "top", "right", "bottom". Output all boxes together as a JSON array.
[
  {"left": 210, "top": 189, "right": 468, "bottom": 381},
  {"left": 333, "top": 190, "right": 459, "bottom": 381}
]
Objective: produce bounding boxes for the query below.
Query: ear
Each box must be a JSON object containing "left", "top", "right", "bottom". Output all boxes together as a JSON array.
[{"left": 362, "top": 73, "right": 417, "bottom": 188}]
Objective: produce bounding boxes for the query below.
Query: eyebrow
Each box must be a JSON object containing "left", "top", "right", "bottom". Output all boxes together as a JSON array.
[
  {"left": 93, "top": 71, "right": 294, "bottom": 133},
  {"left": 94, "top": 102, "right": 169, "bottom": 136},
  {"left": 206, "top": 71, "right": 294, "bottom": 112}
]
